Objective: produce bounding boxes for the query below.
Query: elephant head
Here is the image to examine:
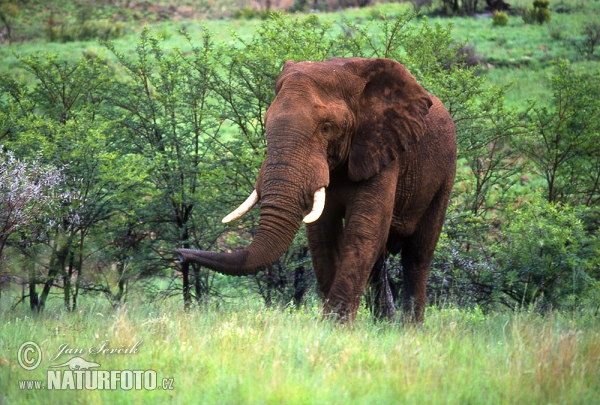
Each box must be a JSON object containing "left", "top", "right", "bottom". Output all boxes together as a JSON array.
[{"left": 176, "top": 57, "right": 432, "bottom": 276}]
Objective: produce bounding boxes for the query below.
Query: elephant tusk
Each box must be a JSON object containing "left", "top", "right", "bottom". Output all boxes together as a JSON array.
[
  {"left": 303, "top": 187, "right": 326, "bottom": 224},
  {"left": 222, "top": 190, "right": 259, "bottom": 223}
]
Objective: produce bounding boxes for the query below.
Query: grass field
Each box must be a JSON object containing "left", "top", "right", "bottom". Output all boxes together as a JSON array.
[{"left": 1, "top": 297, "right": 599, "bottom": 404}]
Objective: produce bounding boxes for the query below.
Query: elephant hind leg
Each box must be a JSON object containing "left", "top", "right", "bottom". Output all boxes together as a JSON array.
[
  {"left": 401, "top": 179, "right": 453, "bottom": 324},
  {"left": 366, "top": 254, "right": 396, "bottom": 321},
  {"left": 306, "top": 202, "right": 344, "bottom": 299}
]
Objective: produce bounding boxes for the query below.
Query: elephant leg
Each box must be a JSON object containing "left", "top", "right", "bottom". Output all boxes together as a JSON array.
[
  {"left": 325, "top": 161, "right": 399, "bottom": 321},
  {"left": 306, "top": 201, "right": 344, "bottom": 299},
  {"left": 366, "top": 254, "right": 396, "bottom": 321},
  {"left": 400, "top": 180, "right": 453, "bottom": 323}
]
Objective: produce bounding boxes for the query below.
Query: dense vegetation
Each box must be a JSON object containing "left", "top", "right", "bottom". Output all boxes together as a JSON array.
[{"left": 0, "top": 0, "right": 599, "bottom": 315}]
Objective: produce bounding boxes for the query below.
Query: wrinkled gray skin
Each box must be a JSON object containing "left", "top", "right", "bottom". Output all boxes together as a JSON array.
[{"left": 178, "top": 57, "right": 457, "bottom": 323}]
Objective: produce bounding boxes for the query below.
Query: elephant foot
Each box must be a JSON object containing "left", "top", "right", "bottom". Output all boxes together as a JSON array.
[
  {"left": 401, "top": 296, "right": 424, "bottom": 325},
  {"left": 322, "top": 298, "right": 357, "bottom": 323}
]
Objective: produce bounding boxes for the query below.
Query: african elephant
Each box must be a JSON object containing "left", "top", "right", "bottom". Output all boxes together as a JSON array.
[{"left": 177, "top": 57, "right": 456, "bottom": 323}]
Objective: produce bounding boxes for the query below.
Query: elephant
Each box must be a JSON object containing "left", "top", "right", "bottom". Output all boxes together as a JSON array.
[{"left": 177, "top": 57, "right": 456, "bottom": 323}]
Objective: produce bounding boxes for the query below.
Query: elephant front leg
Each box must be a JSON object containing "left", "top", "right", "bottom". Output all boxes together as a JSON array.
[
  {"left": 324, "top": 161, "right": 399, "bottom": 321},
  {"left": 324, "top": 230, "right": 391, "bottom": 321}
]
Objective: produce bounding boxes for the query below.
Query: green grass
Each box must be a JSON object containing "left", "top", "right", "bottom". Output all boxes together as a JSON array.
[{"left": 1, "top": 297, "right": 599, "bottom": 404}]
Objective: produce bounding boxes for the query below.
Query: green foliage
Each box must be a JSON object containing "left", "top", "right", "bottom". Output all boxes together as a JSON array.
[
  {"left": 437, "top": 0, "right": 481, "bottom": 16},
  {"left": 44, "top": 2, "right": 123, "bottom": 44},
  {"left": 0, "top": 51, "right": 145, "bottom": 310},
  {"left": 575, "top": 21, "right": 600, "bottom": 57},
  {"left": 433, "top": 59, "right": 600, "bottom": 312},
  {"left": 523, "top": 0, "right": 552, "bottom": 24},
  {"left": 45, "top": 19, "right": 124, "bottom": 42},
  {"left": 547, "top": 22, "right": 565, "bottom": 40},
  {"left": 232, "top": 7, "right": 271, "bottom": 20},
  {"left": 433, "top": 200, "right": 600, "bottom": 310},
  {"left": 522, "top": 59, "right": 600, "bottom": 206},
  {"left": 101, "top": 27, "right": 234, "bottom": 308},
  {"left": 0, "top": 0, "right": 19, "bottom": 43},
  {"left": 494, "top": 199, "right": 599, "bottom": 309},
  {"left": 492, "top": 11, "right": 509, "bottom": 26},
  {"left": 0, "top": 0, "right": 16, "bottom": 18},
  {"left": 288, "top": 0, "right": 310, "bottom": 12}
]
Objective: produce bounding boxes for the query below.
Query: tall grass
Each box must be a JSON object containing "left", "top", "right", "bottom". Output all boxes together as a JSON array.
[{"left": 1, "top": 297, "right": 598, "bottom": 404}]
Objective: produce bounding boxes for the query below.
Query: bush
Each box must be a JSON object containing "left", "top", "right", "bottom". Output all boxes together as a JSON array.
[
  {"left": 0, "top": 149, "right": 66, "bottom": 258},
  {"left": 443, "top": 43, "right": 483, "bottom": 68},
  {"left": 547, "top": 23, "right": 565, "bottom": 40},
  {"left": 575, "top": 21, "right": 600, "bottom": 57},
  {"left": 409, "top": 0, "right": 433, "bottom": 12},
  {"left": 288, "top": 0, "right": 310, "bottom": 12},
  {"left": 0, "top": 0, "right": 19, "bottom": 44},
  {"left": 522, "top": 0, "right": 551, "bottom": 24},
  {"left": 492, "top": 11, "right": 508, "bottom": 26},
  {"left": 232, "top": 7, "right": 271, "bottom": 20},
  {"left": 521, "top": 60, "right": 600, "bottom": 206},
  {"left": 45, "top": 20, "right": 123, "bottom": 42},
  {"left": 493, "top": 200, "right": 599, "bottom": 309},
  {"left": 431, "top": 200, "right": 600, "bottom": 311}
]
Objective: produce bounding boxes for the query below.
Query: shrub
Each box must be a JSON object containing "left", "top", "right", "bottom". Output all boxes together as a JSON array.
[
  {"left": 0, "top": 0, "right": 19, "bottom": 44},
  {"left": 45, "top": 20, "right": 123, "bottom": 42},
  {"left": 493, "top": 200, "right": 599, "bottom": 310},
  {"left": 533, "top": 0, "right": 550, "bottom": 8},
  {"left": 431, "top": 199, "right": 600, "bottom": 311},
  {"left": 535, "top": 7, "right": 552, "bottom": 24},
  {"left": 232, "top": 7, "right": 271, "bottom": 20},
  {"left": 523, "top": 0, "right": 551, "bottom": 24},
  {"left": 288, "top": 0, "right": 310, "bottom": 12},
  {"left": 521, "top": 60, "right": 600, "bottom": 206},
  {"left": 0, "top": 150, "right": 66, "bottom": 258},
  {"left": 444, "top": 43, "right": 483, "bottom": 68},
  {"left": 492, "top": 11, "right": 509, "bottom": 26},
  {"left": 548, "top": 23, "right": 565, "bottom": 40},
  {"left": 576, "top": 21, "right": 600, "bottom": 56},
  {"left": 409, "top": 0, "right": 432, "bottom": 12}
]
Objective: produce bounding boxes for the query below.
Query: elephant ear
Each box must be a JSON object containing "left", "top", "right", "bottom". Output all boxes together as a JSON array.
[
  {"left": 275, "top": 60, "right": 296, "bottom": 94},
  {"left": 347, "top": 58, "right": 433, "bottom": 182}
]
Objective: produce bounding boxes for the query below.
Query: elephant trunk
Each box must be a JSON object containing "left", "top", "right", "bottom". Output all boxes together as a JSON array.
[
  {"left": 177, "top": 120, "right": 329, "bottom": 276},
  {"left": 177, "top": 188, "right": 305, "bottom": 276}
]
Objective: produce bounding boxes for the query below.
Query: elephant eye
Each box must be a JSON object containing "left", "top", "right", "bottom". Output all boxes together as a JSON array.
[{"left": 321, "top": 123, "right": 333, "bottom": 136}]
